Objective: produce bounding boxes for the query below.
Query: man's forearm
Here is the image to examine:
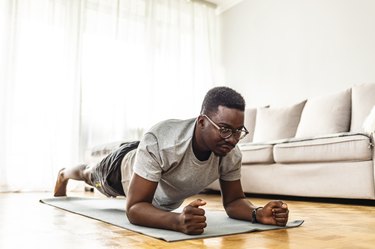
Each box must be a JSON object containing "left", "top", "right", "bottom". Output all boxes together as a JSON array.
[
  {"left": 127, "top": 202, "right": 181, "bottom": 231},
  {"left": 224, "top": 198, "right": 257, "bottom": 221}
]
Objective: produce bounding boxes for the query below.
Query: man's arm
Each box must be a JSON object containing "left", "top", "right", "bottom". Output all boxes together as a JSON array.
[
  {"left": 220, "top": 179, "right": 289, "bottom": 226},
  {"left": 126, "top": 173, "right": 207, "bottom": 234}
]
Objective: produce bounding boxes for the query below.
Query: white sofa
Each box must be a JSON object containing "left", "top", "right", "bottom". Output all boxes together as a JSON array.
[
  {"left": 208, "top": 83, "right": 375, "bottom": 200},
  {"left": 87, "top": 83, "right": 375, "bottom": 200}
]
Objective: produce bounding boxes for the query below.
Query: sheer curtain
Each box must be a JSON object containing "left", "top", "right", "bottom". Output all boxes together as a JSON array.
[
  {"left": 0, "top": 0, "right": 82, "bottom": 192},
  {"left": 0, "top": 0, "right": 219, "bottom": 192},
  {"left": 80, "top": 0, "right": 219, "bottom": 149}
]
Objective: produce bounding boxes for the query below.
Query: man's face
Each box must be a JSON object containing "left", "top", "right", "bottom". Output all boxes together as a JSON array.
[{"left": 201, "top": 106, "right": 245, "bottom": 157}]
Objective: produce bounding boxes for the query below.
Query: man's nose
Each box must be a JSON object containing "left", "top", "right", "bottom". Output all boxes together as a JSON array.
[{"left": 224, "top": 134, "right": 239, "bottom": 146}]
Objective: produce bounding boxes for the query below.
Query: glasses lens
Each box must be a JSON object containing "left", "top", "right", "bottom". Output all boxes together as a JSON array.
[
  {"left": 220, "top": 128, "right": 232, "bottom": 139},
  {"left": 238, "top": 131, "right": 247, "bottom": 140},
  {"left": 220, "top": 128, "right": 249, "bottom": 140},
  {"left": 233, "top": 130, "right": 248, "bottom": 140}
]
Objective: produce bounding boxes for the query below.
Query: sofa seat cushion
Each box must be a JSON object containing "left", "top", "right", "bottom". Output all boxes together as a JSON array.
[
  {"left": 273, "top": 133, "right": 372, "bottom": 163},
  {"left": 238, "top": 143, "right": 274, "bottom": 164}
]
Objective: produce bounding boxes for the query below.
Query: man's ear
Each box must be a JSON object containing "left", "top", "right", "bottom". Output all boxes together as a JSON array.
[{"left": 197, "top": 115, "right": 205, "bottom": 129}]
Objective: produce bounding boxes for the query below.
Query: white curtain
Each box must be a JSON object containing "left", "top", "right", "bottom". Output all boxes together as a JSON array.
[{"left": 0, "top": 0, "right": 219, "bottom": 192}]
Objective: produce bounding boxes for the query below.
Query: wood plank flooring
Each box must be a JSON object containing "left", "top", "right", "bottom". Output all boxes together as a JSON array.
[{"left": 1, "top": 191, "right": 375, "bottom": 249}]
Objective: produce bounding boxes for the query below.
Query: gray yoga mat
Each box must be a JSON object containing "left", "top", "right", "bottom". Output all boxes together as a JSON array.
[{"left": 40, "top": 197, "right": 304, "bottom": 242}]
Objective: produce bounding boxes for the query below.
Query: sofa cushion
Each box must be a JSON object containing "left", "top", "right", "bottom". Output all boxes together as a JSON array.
[
  {"left": 252, "top": 100, "right": 306, "bottom": 143},
  {"left": 240, "top": 108, "right": 257, "bottom": 143},
  {"left": 238, "top": 143, "right": 274, "bottom": 164},
  {"left": 295, "top": 89, "right": 351, "bottom": 138},
  {"left": 273, "top": 133, "right": 372, "bottom": 163},
  {"left": 363, "top": 106, "right": 375, "bottom": 134},
  {"left": 351, "top": 83, "right": 375, "bottom": 132}
]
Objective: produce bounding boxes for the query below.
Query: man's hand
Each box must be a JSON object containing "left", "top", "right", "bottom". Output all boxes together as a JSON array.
[
  {"left": 258, "top": 200, "right": 289, "bottom": 226},
  {"left": 177, "top": 199, "right": 207, "bottom": 235}
]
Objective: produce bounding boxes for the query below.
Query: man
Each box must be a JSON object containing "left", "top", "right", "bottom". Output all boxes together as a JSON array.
[{"left": 54, "top": 86, "right": 289, "bottom": 235}]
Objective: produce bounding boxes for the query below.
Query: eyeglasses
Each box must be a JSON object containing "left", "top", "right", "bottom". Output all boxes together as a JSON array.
[{"left": 202, "top": 114, "right": 249, "bottom": 140}]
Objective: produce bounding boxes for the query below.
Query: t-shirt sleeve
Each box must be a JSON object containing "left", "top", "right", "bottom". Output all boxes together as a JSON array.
[
  {"left": 133, "top": 133, "right": 163, "bottom": 182},
  {"left": 219, "top": 146, "right": 242, "bottom": 181}
]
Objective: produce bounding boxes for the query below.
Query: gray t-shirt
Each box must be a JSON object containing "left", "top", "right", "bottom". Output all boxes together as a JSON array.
[{"left": 121, "top": 118, "right": 242, "bottom": 211}]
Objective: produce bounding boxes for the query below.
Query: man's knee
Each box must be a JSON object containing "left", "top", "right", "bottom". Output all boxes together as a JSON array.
[{"left": 81, "top": 164, "right": 93, "bottom": 185}]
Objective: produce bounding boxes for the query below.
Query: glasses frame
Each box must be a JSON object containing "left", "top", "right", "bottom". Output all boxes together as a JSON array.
[{"left": 202, "top": 114, "right": 249, "bottom": 140}]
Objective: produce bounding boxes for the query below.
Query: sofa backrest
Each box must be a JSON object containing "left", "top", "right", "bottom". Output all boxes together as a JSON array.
[{"left": 242, "top": 83, "right": 375, "bottom": 143}]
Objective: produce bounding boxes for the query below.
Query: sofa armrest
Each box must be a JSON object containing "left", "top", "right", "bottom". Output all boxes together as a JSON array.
[{"left": 84, "top": 141, "right": 126, "bottom": 164}]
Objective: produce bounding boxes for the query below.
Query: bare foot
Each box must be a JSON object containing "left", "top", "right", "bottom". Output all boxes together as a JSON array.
[{"left": 54, "top": 168, "right": 68, "bottom": 197}]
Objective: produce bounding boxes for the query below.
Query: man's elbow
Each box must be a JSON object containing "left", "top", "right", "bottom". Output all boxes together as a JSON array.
[
  {"left": 126, "top": 204, "right": 139, "bottom": 224},
  {"left": 223, "top": 202, "right": 240, "bottom": 219},
  {"left": 224, "top": 209, "right": 236, "bottom": 219}
]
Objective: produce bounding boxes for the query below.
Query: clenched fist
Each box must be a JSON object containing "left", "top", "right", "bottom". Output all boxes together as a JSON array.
[
  {"left": 177, "top": 199, "right": 207, "bottom": 235},
  {"left": 257, "top": 200, "right": 289, "bottom": 226}
]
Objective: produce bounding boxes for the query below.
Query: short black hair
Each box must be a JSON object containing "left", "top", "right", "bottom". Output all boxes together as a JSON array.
[{"left": 200, "top": 86, "right": 245, "bottom": 115}]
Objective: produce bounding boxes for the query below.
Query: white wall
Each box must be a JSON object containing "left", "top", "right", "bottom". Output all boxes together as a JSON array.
[{"left": 220, "top": 0, "right": 375, "bottom": 107}]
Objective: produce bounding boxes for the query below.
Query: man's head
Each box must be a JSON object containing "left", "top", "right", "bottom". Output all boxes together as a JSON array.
[
  {"left": 195, "top": 86, "right": 247, "bottom": 158},
  {"left": 200, "top": 86, "right": 245, "bottom": 116}
]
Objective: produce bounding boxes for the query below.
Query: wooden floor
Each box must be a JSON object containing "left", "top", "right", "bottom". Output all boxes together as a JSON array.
[{"left": 1, "top": 192, "right": 375, "bottom": 249}]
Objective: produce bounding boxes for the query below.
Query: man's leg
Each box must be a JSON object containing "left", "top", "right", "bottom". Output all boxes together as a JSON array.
[{"left": 54, "top": 164, "right": 92, "bottom": 197}]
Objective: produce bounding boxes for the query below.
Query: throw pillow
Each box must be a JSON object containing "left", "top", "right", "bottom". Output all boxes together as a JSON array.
[
  {"left": 350, "top": 83, "right": 375, "bottom": 132},
  {"left": 240, "top": 107, "right": 257, "bottom": 143},
  {"left": 295, "top": 88, "right": 351, "bottom": 138},
  {"left": 252, "top": 100, "right": 306, "bottom": 143},
  {"left": 363, "top": 106, "right": 375, "bottom": 135}
]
